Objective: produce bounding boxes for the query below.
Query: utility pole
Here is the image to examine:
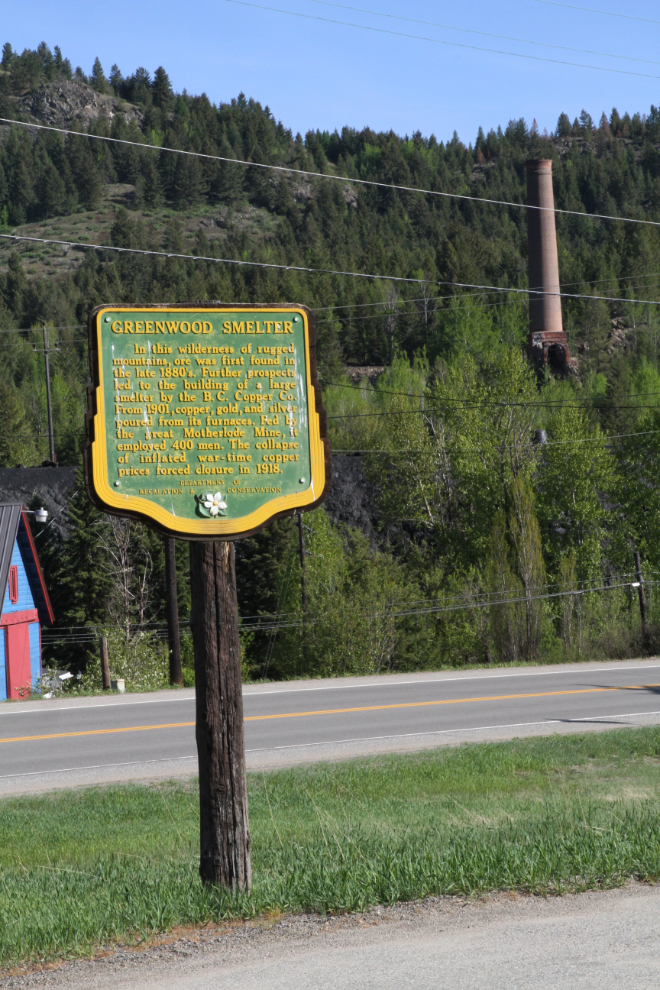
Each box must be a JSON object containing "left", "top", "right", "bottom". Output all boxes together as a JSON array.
[
  {"left": 189, "top": 540, "right": 251, "bottom": 891},
  {"left": 33, "top": 327, "right": 58, "bottom": 464},
  {"left": 164, "top": 537, "right": 182, "bottom": 687},
  {"left": 99, "top": 635, "right": 110, "bottom": 690},
  {"left": 633, "top": 550, "right": 649, "bottom": 646},
  {"left": 297, "top": 511, "right": 308, "bottom": 617},
  {"left": 297, "top": 512, "right": 308, "bottom": 665}
]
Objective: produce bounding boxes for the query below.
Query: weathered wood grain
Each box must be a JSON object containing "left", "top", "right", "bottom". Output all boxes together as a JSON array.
[{"left": 189, "top": 540, "right": 251, "bottom": 891}]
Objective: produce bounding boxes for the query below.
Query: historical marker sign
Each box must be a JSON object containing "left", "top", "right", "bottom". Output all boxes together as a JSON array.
[{"left": 85, "top": 304, "right": 330, "bottom": 538}]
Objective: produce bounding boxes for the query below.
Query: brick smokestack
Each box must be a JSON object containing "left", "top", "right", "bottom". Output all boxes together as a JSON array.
[{"left": 525, "top": 159, "right": 569, "bottom": 372}]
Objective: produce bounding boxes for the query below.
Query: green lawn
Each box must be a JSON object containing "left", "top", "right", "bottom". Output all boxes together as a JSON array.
[{"left": 2, "top": 728, "right": 660, "bottom": 965}]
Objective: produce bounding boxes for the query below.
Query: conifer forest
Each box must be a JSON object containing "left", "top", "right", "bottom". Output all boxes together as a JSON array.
[{"left": 3, "top": 41, "right": 660, "bottom": 681}]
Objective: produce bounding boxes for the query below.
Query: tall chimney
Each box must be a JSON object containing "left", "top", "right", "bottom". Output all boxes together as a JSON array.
[{"left": 525, "top": 159, "right": 569, "bottom": 372}]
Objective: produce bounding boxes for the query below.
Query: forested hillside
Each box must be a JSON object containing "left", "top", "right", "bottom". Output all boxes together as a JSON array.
[{"left": 2, "top": 41, "right": 660, "bottom": 680}]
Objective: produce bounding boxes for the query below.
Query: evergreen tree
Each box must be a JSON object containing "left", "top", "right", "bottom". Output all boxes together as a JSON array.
[
  {"left": 4, "top": 253, "right": 25, "bottom": 317},
  {"left": 90, "top": 57, "right": 107, "bottom": 93},
  {"left": 36, "top": 159, "right": 67, "bottom": 217},
  {"left": 1, "top": 43, "right": 14, "bottom": 69},
  {"left": 171, "top": 154, "right": 207, "bottom": 207},
  {"left": 556, "top": 113, "right": 571, "bottom": 137},
  {"left": 151, "top": 66, "right": 174, "bottom": 111},
  {"left": 53, "top": 46, "right": 71, "bottom": 79},
  {"left": 109, "top": 63, "right": 123, "bottom": 92},
  {"left": 66, "top": 134, "right": 102, "bottom": 209},
  {"left": 163, "top": 216, "right": 184, "bottom": 252},
  {"left": 142, "top": 155, "right": 162, "bottom": 207},
  {"left": 3, "top": 129, "right": 34, "bottom": 225},
  {"left": 36, "top": 42, "right": 55, "bottom": 81},
  {"left": 47, "top": 476, "right": 114, "bottom": 667},
  {"left": 0, "top": 378, "right": 37, "bottom": 467}
]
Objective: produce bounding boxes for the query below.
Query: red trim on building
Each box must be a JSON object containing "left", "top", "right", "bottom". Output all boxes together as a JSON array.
[
  {"left": 8, "top": 565, "right": 17, "bottom": 603},
  {"left": 1, "top": 608, "right": 38, "bottom": 627},
  {"left": 20, "top": 511, "right": 54, "bottom": 625}
]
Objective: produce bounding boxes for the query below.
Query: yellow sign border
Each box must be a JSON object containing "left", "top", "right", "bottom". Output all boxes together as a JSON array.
[{"left": 84, "top": 304, "right": 330, "bottom": 539}]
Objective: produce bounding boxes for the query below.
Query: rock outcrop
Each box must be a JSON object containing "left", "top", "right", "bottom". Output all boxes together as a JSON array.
[{"left": 9, "top": 80, "right": 143, "bottom": 129}]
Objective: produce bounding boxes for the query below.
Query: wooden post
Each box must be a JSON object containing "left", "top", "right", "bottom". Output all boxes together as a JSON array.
[
  {"left": 297, "top": 512, "right": 308, "bottom": 666},
  {"left": 634, "top": 550, "right": 649, "bottom": 645},
  {"left": 99, "top": 635, "right": 110, "bottom": 690},
  {"left": 189, "top": 540, "right": 251, "bottom": 891},
  {"left": 297, "top": 511, "right": 308, "bottom": 616},
  {"left": 164, "top": 536, "right": 182, "bottom": 687}
]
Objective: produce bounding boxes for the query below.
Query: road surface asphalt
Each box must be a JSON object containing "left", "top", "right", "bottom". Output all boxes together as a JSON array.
[
  {"left": 2, "top": 657, "right": 660, "bottom": 794},
  {"left": 4, "top": 884, "right": 660, "bottom": 989}
]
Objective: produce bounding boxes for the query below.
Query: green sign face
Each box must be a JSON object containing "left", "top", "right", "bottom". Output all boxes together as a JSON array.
[{"left": 85, "top": 305, "right": 329, "bottom": 538}]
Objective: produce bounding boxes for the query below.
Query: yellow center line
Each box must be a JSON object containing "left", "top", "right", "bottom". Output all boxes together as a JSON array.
[
  {"left": 0, "top": 683, "right": 658, "bottom": 745},
  {"left": 0, "top": 721, "right": 196, "bottom": 744}
]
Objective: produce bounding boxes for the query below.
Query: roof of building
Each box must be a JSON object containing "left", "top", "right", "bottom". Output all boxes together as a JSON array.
[
  {"left": 0, "top": 504, "right": 54, "bottom": 626},
  {"left": 0, "top": 467, "right": 77, "bottom": 539}
]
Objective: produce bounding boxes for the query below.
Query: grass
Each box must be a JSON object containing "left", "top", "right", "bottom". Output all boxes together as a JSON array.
[{"left": 2, "top": 727, "right": 660, "bottom": 965}]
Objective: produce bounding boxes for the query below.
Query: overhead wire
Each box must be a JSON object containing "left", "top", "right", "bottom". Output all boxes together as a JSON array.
[
  {"left": 0, "top": 325, "right": 86, "bottom": 335},
  {"left": 331, "top": 429, "right": 660, "bottom": 449},
  {"left": 43, "top": 573, "right": 643, "bottom": 627},
  {"left": 379, "top": 580, "right": 648, "bottom": 620},
  {"left": 220, "top": 0, "right": 660, "bottom": 79},
  {"left": 328, "top": 406, "right": 660, "bottom": 417},
  {"left": 3, "top": 117, "right": 660, "bottom": 229},
  {"left": 303, "top": 0, "right": 660, "bottom": 65},
  {"left": 308, "top": 272, "right": 660, "bottom": 320},
  {"left": 316, "top": 290, "right": 660, "bottom": 323},
  {"left": 41, "top": 576, "right": 649, "bottom": 641},
  {"left": 530, "top": 0, "right": 660, "bottom": 25},
  {"left": 324, "top": 379, "right": 660, "bottom": 406},
  {"left": 5, "top": 231, "right": 660, "bottom": 308}
]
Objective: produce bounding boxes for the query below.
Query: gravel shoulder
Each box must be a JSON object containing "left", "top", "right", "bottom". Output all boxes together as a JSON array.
[{"left": 4, "top": 883, "right": 660, "bottom": 990}]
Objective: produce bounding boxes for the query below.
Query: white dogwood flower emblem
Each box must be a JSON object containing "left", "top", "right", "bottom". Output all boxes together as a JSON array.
[{"left": 202, "top": 491, "right": 227, "bottom": 516}]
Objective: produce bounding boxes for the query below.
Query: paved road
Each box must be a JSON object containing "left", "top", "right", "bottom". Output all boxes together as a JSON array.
[
  {"left": 2, "top": 657, "right": 660, "bottom": 794},
  {"left": 5, "top": 885, "right": 660, "bottom": 989}
]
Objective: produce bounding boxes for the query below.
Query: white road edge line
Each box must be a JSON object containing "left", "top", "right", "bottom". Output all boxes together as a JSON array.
[
  {"left": 6, "top": 708, "right": 658, "bottom": 779},
  {"left": 0, "top": 755, "right": 198, "bottom": 780},
  {"left": 3, "top": 661, "right": 660, "bottom": 715},
  {"left": 245, "top": 709, "right": 660, "bottom": 753}
]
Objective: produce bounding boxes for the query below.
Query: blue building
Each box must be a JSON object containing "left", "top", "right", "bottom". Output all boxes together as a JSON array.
[{"left": 0, "top": 504, "right": 54, "bottom": 701}]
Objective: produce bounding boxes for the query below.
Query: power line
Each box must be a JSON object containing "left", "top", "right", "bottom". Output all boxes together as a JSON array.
[
  {"left": 329, "top": 405, "right": 660, "bottom": 418},
  {"left": 304, "top": 0, "right": 660, "bottom": 65},
  {"left": 384, "top": 580, "right": 645, "bottom": 619},
  {"left": 313, "top": 271, "right": 660, "bottom": 315},
  {"left": 221, "top": 0, "right": 660, "bottom": 79},
  {"left": 42, "top": 567, "right": 653, "bottom": 639},
  {"left": 314, "top": 291, "right": 524, "bottom": 321},
  {"left": 3, "top": 117, "right": 660, "bottom": 230},
  {"left": 40, "top": 575, "right": 641, "bottom": 631},
  {"left": 6, "top": 231, "right": 660, "bottom": 308},
  {"left": 564, "top": 271, "right": 660, "bottom": 289},
  {"left": 41, "top": 578, "right": 649, "bottom": 640},
  {"left": 0, "top": 326, "right": 86, "bottom": 336},
  {"left": 332, "top": 429, "right": 660, "bottom": 448},
  {"left": 316, "top": 282, "right": 660, "bottom": 322},
  {"left": 324, "top": 379, "right": 660, "bottom": 406},
  {"left": 0, "top": 432, "right": 85, "bottom": 438},
  {"left": 312, "top": 295, "right": 433, "bottom": 313},
  {"left": 531, "top": 0, "right": 660, "bottom": 25}
]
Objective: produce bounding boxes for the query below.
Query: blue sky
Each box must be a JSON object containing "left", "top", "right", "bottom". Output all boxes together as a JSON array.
[{"left": 8, "top": 0, "right": 660, "bottom": 144}]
